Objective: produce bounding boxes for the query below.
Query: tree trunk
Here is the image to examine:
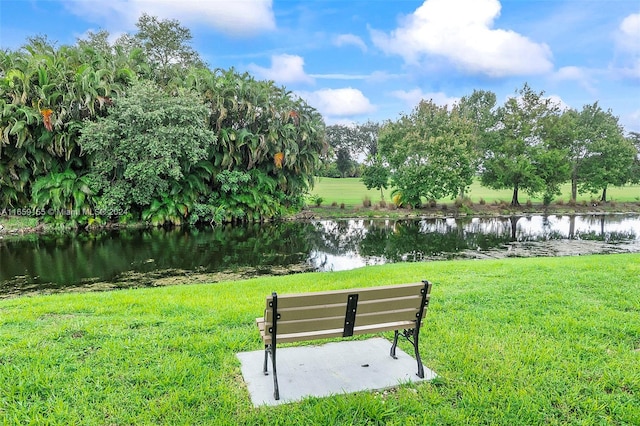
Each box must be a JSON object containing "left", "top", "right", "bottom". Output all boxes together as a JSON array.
[
  {"left": 600, "top": 186, "right": 607, "bottom": 203},
  {"left": 571, "top": 168, "right": 578, "bottom": 202},
  {"left": 511, "top": 185, "right": 520, "bottom": 206},
  {"left": 380, "top": 188, "right": 384, "bottom": 201}
]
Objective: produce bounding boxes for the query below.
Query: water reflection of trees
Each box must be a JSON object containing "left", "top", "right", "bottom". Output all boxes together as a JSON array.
[
  {"left": 312, "top": 218, "right": 515, "bottom": 263},
  {"left": 309, "top": 215, "right": 638, "bottom": 264},
  {"left": 502, "top": 215, "right": 635, "bottom": 242},
  {"left": 359, "top": 220, "right": 476, "bottom": 261},
  {"left": 561, "top": 215, "right": 635, "bottom": 242},
  {"left": 0, "top": 222, "right": 319, "bottom": 289}
]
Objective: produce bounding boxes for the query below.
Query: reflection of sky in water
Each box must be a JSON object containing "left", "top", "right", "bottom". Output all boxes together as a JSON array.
[{"left": 308, "top": 251, "right": 386, "bottom": 272}]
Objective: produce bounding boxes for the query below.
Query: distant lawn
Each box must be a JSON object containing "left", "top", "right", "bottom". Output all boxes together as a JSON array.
[
  {"left": 311, "top": 177, "right": 640, "bottom": 208},
  {"left": 1, "top": 254, "right": 639, "bottom": 424},
  {"left": 312, "top": 176, "right": 386, "bottom": 206}
]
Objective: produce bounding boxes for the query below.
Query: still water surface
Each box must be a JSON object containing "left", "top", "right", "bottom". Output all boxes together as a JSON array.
[{"left": 1, "top": 214, "right": 639, "bottom": 297}]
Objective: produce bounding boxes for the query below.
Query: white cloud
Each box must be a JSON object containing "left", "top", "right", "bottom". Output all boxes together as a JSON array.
[
  {"left": 249, "top": 54, "right": 314, "bottom": 84},
  {"left": 370, "top": 0, "right": 553, "bottom": 77},
  {"left": 390, "top": 88, "right": 459, "bottom": 109},
  {"left": 616, "top": 13, "right": 640, "bottom": 52},
  {"left": 614, "top": 13, "right": 640, "bottom": 80},
  {"left": 62, "top": 0, "right": 276, "bottom": 37},
  {"left": 553, "top": 66, "right": 596, "bottom": 93},
  {"left": 333, "top": 34, "right": 367, "bottom": 52},
  {"left": 297, "top": 88, "right": 376, "bottom": 117},
  {"left": 554, "top": 66, "right": 586, "bottom": 81}
]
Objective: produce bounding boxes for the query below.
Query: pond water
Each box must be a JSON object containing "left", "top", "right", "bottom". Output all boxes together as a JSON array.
[{"left": 1, "top": 213, "right": 639, "bottom": 297}]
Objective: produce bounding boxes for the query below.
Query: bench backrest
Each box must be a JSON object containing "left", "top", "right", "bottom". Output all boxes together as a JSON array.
[{"left": 262, "top": 281, "right": 431, "bottom": 344}]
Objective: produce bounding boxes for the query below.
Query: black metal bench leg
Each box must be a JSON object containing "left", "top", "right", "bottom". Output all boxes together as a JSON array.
[
  {"left": 263, "top": 345, "right": 269, "bottom": 375},
  {"left": 262, "top": 344, "right": 280, "bottom": 399},
  {"left": 390, "top": 330, "right": 399, "bottom": 359},
  {"left": 268, "top": 292, "right": 280, "bottom": 400},
  {"left": 413, "top": 328, "right": 424, "bottom": 379},
  {"left": 271, "top": 344, "right": 280, "bottom": 400}
]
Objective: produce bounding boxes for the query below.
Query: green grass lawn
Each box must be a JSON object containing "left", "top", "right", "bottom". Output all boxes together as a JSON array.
[
  {"left": 1, "top": 254, "right": 639, "bottom": 424},
  {"left": 311, "top": 177, "right": 640, "bottom": 207}
]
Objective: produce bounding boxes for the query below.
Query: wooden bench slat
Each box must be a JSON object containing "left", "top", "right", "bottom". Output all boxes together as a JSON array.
[
  {"left": 260, "top": 320, "right": 419, "bottom": 344},
  {"left": 264, "top": 295, "right": 426, "bottom": 322},
  {"left": 270, "top": 307, "right": 420, "bottom": 335},
  {"left": 276, "top": 316, "right": 346, "bottom": 334},
  {"left": 347, "top": 309, "right": 420, "bottom": 327},
  {"left": 267, "top": 282, "right": 425, "bottom": 309}
]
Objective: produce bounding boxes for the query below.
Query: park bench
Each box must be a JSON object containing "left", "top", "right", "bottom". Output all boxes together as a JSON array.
[{"left": 256, "top": 280, "right": 432, "bottom": 400}]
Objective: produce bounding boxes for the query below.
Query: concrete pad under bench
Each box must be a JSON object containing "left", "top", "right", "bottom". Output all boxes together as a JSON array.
[{"left": 237, "top": 337, "right": 437, "bottom": 406}]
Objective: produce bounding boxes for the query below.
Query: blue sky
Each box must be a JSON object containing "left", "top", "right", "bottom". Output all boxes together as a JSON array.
[{"left": 1, "top": 0, "right": 639, "bottom": 132}]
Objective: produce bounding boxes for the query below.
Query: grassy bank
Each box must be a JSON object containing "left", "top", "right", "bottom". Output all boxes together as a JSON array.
[
  {"left": 1, "top": 254, "right": 639, "bottom": 424},
  {"left": 0, "top": 216, "right": 39, "bottom": 232}
]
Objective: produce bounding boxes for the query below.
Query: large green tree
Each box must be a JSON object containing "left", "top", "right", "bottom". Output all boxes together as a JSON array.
[
  {"left": 323, "top": 121, "right": 381, "bottom": 177},
  {"left": 480, "top": 84, "right": 568, "bottom": 206},
  {"left": 575, "top": 105, "right": 636, "bottom": 202},
  {"left": 353, "top": 120, "right": 381, "bottom": 162},
  {"left": 335, "top": 147, "right": 355, "bottom": 177},
  {"left": 361, "top": 157, "right": 390, "bottom": 200},
  {"left": 325, "top": 124, "right": 357, "bottom": 177},
  {"left": 79, "top": 80, "right": 216, "bottom": 218},
  {"left": 629, "top": 131, "right": 640, "bottom": 184},
  {"left": 454, "top": 89, "right": 497, "bottom": 198},
  {"left": 549, "top": 103, "right": 636, "bottom": 202},
  {"left": 378, "top": 100, "right": 475, "bottom": 207}
]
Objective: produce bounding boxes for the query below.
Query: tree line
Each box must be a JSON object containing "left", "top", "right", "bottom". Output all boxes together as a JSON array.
[
  {"left": 325, "top": 85, "right": 639, "bottom": 207},
  {"left": 1, "top": 15, "right": 326, "bottom": 226}
]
